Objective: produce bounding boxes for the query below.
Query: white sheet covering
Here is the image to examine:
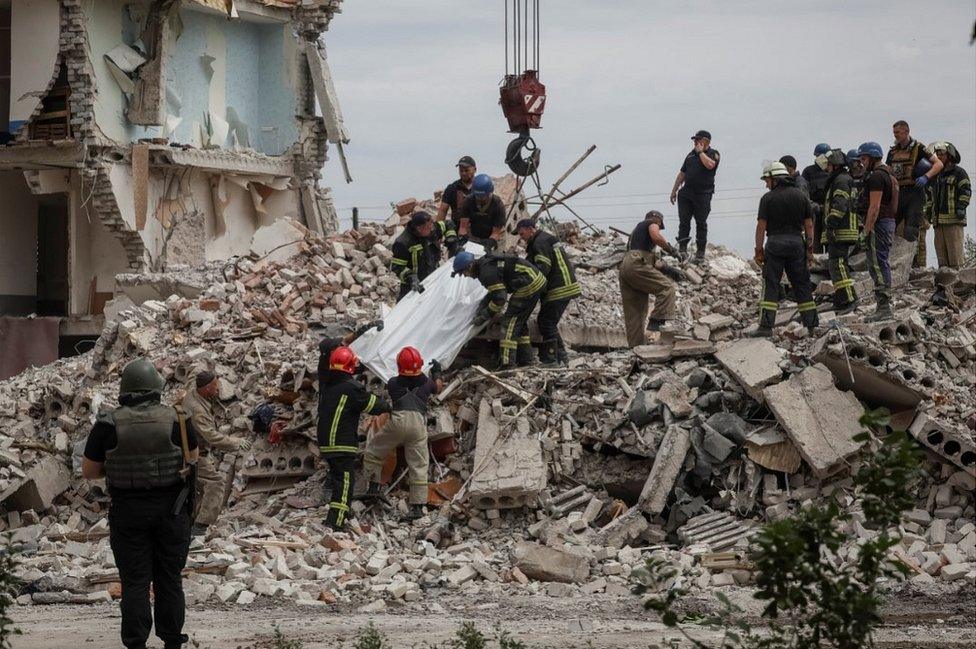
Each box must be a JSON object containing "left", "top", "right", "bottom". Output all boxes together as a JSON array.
[{"left": 351, "top": 243, "right": 487, "bottom": 382}]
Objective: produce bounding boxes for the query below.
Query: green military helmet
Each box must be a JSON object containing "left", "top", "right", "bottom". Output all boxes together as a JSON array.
[{"left": 119, "top": 358, "right": 165, "bottom": 397}]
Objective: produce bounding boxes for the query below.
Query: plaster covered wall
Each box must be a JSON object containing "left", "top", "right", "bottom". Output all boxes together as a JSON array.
[
  {"left": 0, "top": 172, "right": 39, "bottom": 310},
  {"left": 83, "top": 1, "right": 299, "bottom": 154},
  {"left": 70, "top": 173, "right": 130, "bottom": 314},
  {"left": 8, "top": 0, "right": 60, "bottom": 132}
]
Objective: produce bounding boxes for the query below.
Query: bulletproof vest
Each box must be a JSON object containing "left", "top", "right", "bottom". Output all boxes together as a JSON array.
[
  {"left": 104, "top": 402, "right": 184, "bottom": 490},
  {"left": 888, "top": 142, "right": 921, "bottom": 187}
]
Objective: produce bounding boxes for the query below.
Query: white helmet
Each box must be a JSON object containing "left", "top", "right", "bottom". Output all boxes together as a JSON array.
[{"left": 761, "top": 161, "right": 789, "bottom": 180}]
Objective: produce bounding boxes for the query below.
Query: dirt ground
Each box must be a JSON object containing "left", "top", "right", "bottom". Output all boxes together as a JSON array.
[{"left": 11, "top": 588, "right": 976, "bottom": 648}]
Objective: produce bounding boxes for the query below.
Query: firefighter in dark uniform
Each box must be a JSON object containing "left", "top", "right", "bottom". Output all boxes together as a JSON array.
[
  {"left": 516, "top": 219, "right": 582, "bottom": 365},
  {"left": 452, "top": 250, "right": 546, "bottom": 368},
  {"left": 390, "top": 211, "right": 452, "bottom": 302},
  {"left": 316, "top": 337, "right": 390, "bottom": 530},
  {"left": 436, "top": 155, "right": 476, "bottom": 256},
  {"left": 753, "top": 162, "right": 819, "bottom": 337},
  {"left": 886, "top": 120, "right": 943, "bottom": 267},
  {"left": 802, "top": 143, "right": 832, "bottom": 253},
  {"left": 818, "top": 149, "right": 860, "bottom": 313},
  {"left": 82, "top": 358, "right": 197, "bottom": 649},
  {"left": 924, "top": 141, "right": 971, "bottom": 269},
  {"left": 670, "top": 129, "right": 720, "bottom": 261},
  {"left": 459, "top": 174, "right": 507, "bottom": 250}
]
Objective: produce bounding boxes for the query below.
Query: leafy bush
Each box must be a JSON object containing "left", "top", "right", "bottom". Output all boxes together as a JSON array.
[{"left": 0, "top": 536, "right": 22, "bottom": 649}]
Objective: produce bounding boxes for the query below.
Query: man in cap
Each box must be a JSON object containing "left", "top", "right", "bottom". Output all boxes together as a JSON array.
[
  {"left": 779, "top": 155, "right": 809, "bottom": 197},
  {"left": 459, "top": 174, "right": 507, "bottom": 250},
  {"left": 618, "top": 210, "right": 679, "bottom": 347},
  {"left": 802, "top": 143, "right": 833, "bottom": 253},
  {"left": 181, "top": 371, "right": 252, "bottom": 537},
  {"left": 516, "top": 219, "right": 582, "bottom": 365},
  {"left": 924, "top": 141, "right": 970, "bottom": 269},
  {"left": 436, "top": 156, "right": 476, "bottom": 255},
  {"left": 391, "top": 211, "right": 447, "bottom": 302},
  {"left": 753, "top": 162, "right": 819, "bottom": 337},
  {"left": 857, "top": 141, "right": 899, "bottom": 321},
  {"left": 887, "top": 120, "right": 943, "bottom": 267},
  {"left": 83, "top": 358, "right": 198, "bottom": 649},
  {"left": 670, "top": 129, "right": 720, "bottom": 261}
]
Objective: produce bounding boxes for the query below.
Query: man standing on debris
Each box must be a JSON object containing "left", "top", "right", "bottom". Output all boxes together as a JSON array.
[
  {"left": 779, "top": 155, "right": 809, "bottom": 197},
  {"left": 924, "top": 141, "right": 970, "bottom": 269},
  {"left": 516, "top": 220, "right": 581, "bottom": 365},
  {"left": 857, "top": 141, "right": 899, "bottom": 321},
  {"left": 670, "top": 129, "right": 720, "bottom": 261},
  {"left": 317, "top": 334, "right": 391, "bottom": 531},
  {"left": 459, "top": 174, "right": 506, "bottom": 250},
  {"left": 362, "top": 347, "right": 444, "bottom": 521},
  {"left": 753, "top": 162, "right": 819, "bottom": 337},
  {"left": 181, "top": 371, "right": 252, "bottom": 537},
  {"left": 452, "top": 250, "right": 546, "bottom": 367},
  {"left": 436, "top": 155, "right": 477, "bottom": 256},
  {"left": 391, "top": 211, "right": 448, "bottom": 301},
  {"left": 82, "top": 358, "right": 197, "bottom": 649},
  {"left": 887, "top": 120, "right": 944, "bottom": 267},
  {"left": 618, "top": 210, "right": 678, "bottom": 347},
  {"left": 802, "top": 143, "right": 832, "bottom": 253},
  {"left": 818, "top": 149, "right": 860, "bottom": 313}
]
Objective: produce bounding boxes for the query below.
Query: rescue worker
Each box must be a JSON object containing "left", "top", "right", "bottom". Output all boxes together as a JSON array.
[
  {"left": 618, "top": 210, "right": 679, "bottom": 347},
  {"left": 516, "top": 219, "right": 582, "bottom": 365},
  {"left": 847, "top": 149, "right": 865, "bottom": 183},
  {"left": 181, "top": 371, "right": 252, "bottom": 537},
  {"left": 436, "top": 156, "right": 476, "bottom": 256},
  {"left": 82, "top": 358, "right": 197, "bottom": 649},
  {"left": 801, "top": 143, "right": 832, "bottom": 253},
  {"left": 362, "top": 347, "right": 444, "bottom": 521},
  {"left": 779, "top": 155, "right": 809, "bottom": 196},
  {"left": 459, "top": 174, "right": 506, "bottom": 250},
  {"left": 670, "top": 129, "right": 720, "bottom": 261},
  {"left": 452, "top": 250, "right": 546, "bottom": 368},
  {"left": 317, "top": 335, "right": 391, "bottom": 531},
  {"left": 391, "top": 211, "right": 449, "bottom": 302},
  {"left": 887, "top": 120, "right": 943, "bottom": 267},
  {"left": 857, "top": 141, "right": 899, "bottom": 321},
  {"left": 753, "top": 162, "right": 819, "bottom": 337},
  {"left": 924, "top": 141, "right": 970, "bottom": 269},
  {"left": 817, "top": 149, "right": 859, "bottom": 313}
]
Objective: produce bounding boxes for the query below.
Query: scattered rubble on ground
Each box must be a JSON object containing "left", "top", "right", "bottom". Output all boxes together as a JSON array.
[{"left": 1, "top": 206, "right": 974, "bottom": 612}]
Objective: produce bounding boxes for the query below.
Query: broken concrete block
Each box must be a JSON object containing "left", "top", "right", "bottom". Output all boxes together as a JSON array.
[
  {"left": 941, "top": 563, "right": 973, "bottom": 581},
  {"left": 250, "top": 219, "right": 309, "bottom": 264},
  {"left": 447, "top": 565, "right": 478, "bottom": 586},
  {"left": 762, "top": 364, "right": 865, "bottom": 478},
  {"left": 679, "top": 512, "right": 758, "bottom": 551},
  {"left": 637, "top": 425, "right": 691, "bottom": 515},
  {"left": 468, "top": 399, "right": 546, "bottom": 509},
  {"left": 714, "top": 338, "right": 783, "bottom": 401},
  {"left": 0, "top": 456, "right": 71, "bottom": 512},
  {"left": 513, "top": 542, "right": 590, "bottom": 584},
  {"left": 657, "top": 378, "right": 692, "bottom": 418},
  {"left": 908, "top": 413, "right": 976, "bottom": 478}
]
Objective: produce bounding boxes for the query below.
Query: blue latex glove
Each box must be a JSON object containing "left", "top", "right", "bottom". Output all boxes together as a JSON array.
[{"left": 914, "top": 175, "right": 929, "bottom": 188}]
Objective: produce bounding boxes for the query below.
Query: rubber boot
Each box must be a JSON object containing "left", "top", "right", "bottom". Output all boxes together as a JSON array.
[
  {"left": 538, "top": 340, "right": 559, "bottom": 367},
  {"left": 402, "top": 504, "right": 425, "bottom": 522},
  {"left": 164, "top": 634, "right": 189, "bottom": 649},
  {"left": 190, "top": 523, "right": 208, "bottom": 538},
  {"left": 555, "top": 337, "right": 569, "bottom": 364},
  {"left": 516, "top": 344, "right": 536, "bottom": 367},
  {"left": 748, "top": 326, "right": 773, "bottom": 338},
  {"left": 357, "top": 481, "right": 387, "bottom": 504},
  {"left": 648, "top": 318, "right": 667, "bottom": 332},
  {"left": 836, "top": 299, "right": 859, "bottom": 315}
]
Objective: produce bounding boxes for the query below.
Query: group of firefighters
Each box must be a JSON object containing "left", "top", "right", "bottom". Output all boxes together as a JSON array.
[{"left": 80, "top": 124, "right": 969, "bottom": 649}]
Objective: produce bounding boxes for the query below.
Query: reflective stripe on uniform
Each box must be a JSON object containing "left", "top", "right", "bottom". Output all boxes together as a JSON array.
[
  {"left": 544, "top": 282, "right": 581, "bottom": 302},
  {"left": 328, "top": 394, "right": 347, "bottom": 448},
  {"left": 320, "top": 445, "right": 358, "bottom": 454},
  {"left": 513, "top": 271, "right": 545, "bottom": 297},
  {"left": 797, "top": 301, "right": 817, "bottom": 312}
]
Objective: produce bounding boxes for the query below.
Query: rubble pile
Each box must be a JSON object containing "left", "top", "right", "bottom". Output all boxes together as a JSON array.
[{"left": 1, "top": 214, "right": 975, "bottom": 611}]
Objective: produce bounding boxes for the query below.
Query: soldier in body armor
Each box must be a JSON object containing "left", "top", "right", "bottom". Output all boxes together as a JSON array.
[
  {"left": 886, "top": 120, "right": 943, "bottom": 267},
  {"left": 83, "top": 358, "right": 198, "bottom": 649}
]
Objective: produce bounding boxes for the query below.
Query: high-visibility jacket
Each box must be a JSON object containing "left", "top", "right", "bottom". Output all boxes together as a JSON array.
[
  {"left": 471, "top": 254, "right": 546, "bottom": 316},
  {"left": 925, "top": 165, "right": 971, "bottom": 227},
  {"left": 821, "top": 171, "right": 859, "bottom": 244},
  {"left": 525, "top": 231, "right": 581, "bottom": 303},
  {"left": 390, "top": 228, "right": 438, "bottom": 287},
  {"left": 316, "top": 338, "right": 390, "bottom": 455}
]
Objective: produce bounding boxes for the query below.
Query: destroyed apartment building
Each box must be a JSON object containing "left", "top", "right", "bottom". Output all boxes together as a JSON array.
[{"left": 0, "top": 0, "right": 349, "bottom": 378}]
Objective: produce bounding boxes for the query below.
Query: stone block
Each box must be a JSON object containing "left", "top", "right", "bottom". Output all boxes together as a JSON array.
[
  {"left": 908, "top": 414, "right": 976, "bottom": 478},
  {"left": 941, "top": 563, "right": 973, "bottom": 581},
  {"left": 763, "top": 364, "right": 865, "bottom": 477},
  {"left": 0, "top": 456, "right": 71, "bottom": 512},
  {"left": 514, "top": 542, "right": 590, "bottom": 584},
  {"left": 468, "top": 399, "right": 546, "bottom": 509},
  {"left": 715, "top": 338, "right": 783, "bottom": 401}
]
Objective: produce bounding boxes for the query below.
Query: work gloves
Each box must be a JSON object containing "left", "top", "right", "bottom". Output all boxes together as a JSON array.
[
  {"left": 483, "top": 238, "right": 498, "bottom": 253},
  {"left": 429, "top": 359, "right": 443, "bottom": 380},
  {"left": 472, "top": 312, "right": 491, "bottom": 328},
  {"left": 408, "top": 274, "right": 425, "bottom": 294},
  {"left": 915, "top": 175, "right": 929, "bottom": 188},
  {"left": 236, "top": 438, "right": 253, "bottom": 452},
  {"left": 446, "top": 237, "right": 460, "bottom": 258},
  {"left": 354, "top": 320, "right": 384, "bottom": 339}
]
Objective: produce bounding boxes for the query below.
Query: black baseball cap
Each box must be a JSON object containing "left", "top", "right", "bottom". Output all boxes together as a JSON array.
[
  {"left": 516, "top": 219, "right": 537, "bottom": 230},
  {"left": 779, "top": 155, "right": 798, "bottom": 169},
  {"left": 691, "top": 130, "right": 712, "bottom": 140},
  {"left": 456, "top": 156, "right": 476, "bottom": 168}
]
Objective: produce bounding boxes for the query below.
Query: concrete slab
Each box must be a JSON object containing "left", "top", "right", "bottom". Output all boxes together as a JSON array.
[
  {"left": 715, "top": 338, "right": 783, "bottom": 402},
  {"left": 468, "top": 399, "right": 547, "bottom": 509},
  {"left": 763, "top": 364, "right": 865, "bottom": 477},
  {"left": 638, "top": 425, "right": 691, "bottom": 515},
  {"left": 0, "top": 456, "right": 71, "bottom": 512}
]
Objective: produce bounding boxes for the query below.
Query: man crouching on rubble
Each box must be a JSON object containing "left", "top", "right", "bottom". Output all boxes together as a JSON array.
[{"left": 317, "top": 332, "right": 390, "bottom": 531}]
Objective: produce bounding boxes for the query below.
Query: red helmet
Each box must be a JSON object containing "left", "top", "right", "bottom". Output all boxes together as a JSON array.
[
  {"left": 329, "top": 346, "right": 359, "bottom": 374},
  {"left": 396, "top": 346, "right": 423, "bottom": 376}
]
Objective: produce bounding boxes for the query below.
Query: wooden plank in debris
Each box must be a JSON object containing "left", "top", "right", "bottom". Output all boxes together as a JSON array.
[{"left": 470, "top": 365, "right": 534, "bottom": 403}]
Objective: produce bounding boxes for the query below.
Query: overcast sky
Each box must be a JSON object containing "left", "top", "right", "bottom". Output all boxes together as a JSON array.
[{"left": 323, "top": 1, "right": 976, "bottom": 256}]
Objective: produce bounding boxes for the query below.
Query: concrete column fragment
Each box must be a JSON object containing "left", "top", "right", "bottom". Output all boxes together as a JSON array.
[
  {"left": 637, "top": 424, "right": 691, "bottom": 516},
  {"left": 715, "top": 338, "right": 783, "bottom": 402},
  {"left": 468, "top": 399, "right": 547, "bottom": 509}
]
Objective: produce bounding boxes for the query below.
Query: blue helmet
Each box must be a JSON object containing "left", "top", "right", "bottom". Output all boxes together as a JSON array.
[
  {"left": 814, "top": 143, "right": 831, "bottom": 156},
  {"left": 857, "top": 141, "right": 884, "bottom": 159},
  {"left": 471, "top": 174, "right": 494, "bottom": 197},
  {"left": 452, "top": 251, "right": 475, "bottom": 276},
  {"left": 846, "top": 149, "right": 860, "bottom": 164}
]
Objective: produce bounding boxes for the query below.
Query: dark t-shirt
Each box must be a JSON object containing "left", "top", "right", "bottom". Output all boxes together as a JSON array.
[
  {"left": 387, "top": 373, "right": 437, "bottom": 414},
  {"left": 84, "top": 410, "right": 198, "bottom": 497},
  {"left": 441, "top": 180, "right": 472, "bottom": 220},
  {"left": 858, "top": 169, "right": 895, "bottom": 221},
  {"left": 679, "top": 148, "right": 720, "bottom": 194},
  {"left": 758, "top": 181, "right": 813, "bottom": 236},
  {"left": 628, "top": 215, "right": 664, "bottom": 252},
  {"left": 801, "top": 164, "right": 830, "bottom": 204},
  {"left": 460, "top": 195, "right": 507, "bottom": 240}
]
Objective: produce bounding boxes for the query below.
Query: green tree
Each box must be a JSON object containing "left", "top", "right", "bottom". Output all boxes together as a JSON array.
[{"left": 0, "top": 536, "right": 22, "bottom": 649}]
